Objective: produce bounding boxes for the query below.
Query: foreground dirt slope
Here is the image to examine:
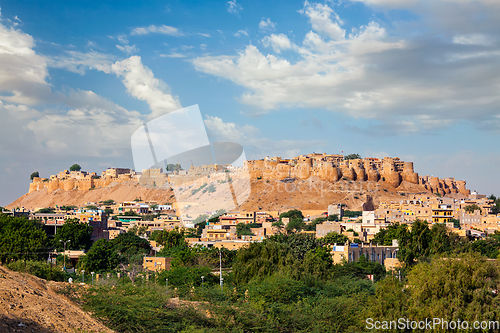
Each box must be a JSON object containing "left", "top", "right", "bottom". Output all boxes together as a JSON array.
[
  {"left": 0, "top": 265, "right": 113, "bottom": 333},
  {"left": 6, "top": 177, "right": 446, "bottom": 212}
]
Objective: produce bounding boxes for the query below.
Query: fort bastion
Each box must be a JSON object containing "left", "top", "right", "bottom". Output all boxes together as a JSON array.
[{"left": 28, "top": 153, "right": 470, "bottom": 196}]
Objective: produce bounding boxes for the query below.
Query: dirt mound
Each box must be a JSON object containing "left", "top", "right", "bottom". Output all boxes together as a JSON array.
[
  {"left": 0, "top": 265, "right": 113, "bottom": 333},
  {"left": 7, "top": 177, "right": 436, "bottom": 212}
]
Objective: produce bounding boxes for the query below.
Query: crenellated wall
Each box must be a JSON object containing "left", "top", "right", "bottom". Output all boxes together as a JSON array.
[
  {"left": 419, "top": 176, "right": 470, "bottom": 196},
  {"left": 28, "top": 153, "right": 470, "bottom": 197},
  {"left": 244, "top": 153, "right": 469, "bottom": 195}
]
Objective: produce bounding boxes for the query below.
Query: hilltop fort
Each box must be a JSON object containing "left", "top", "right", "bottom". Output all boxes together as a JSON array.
[
  {"left": 245, "top": 153, "right": 469, "bottom": 196},
  {"left": 28, "top": 153, "right": 469, "bottom": 197}
]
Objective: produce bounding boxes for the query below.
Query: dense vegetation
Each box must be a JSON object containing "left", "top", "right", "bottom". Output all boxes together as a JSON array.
[{"left": 4, "top": 208, "right": 500, "bottom": 332}]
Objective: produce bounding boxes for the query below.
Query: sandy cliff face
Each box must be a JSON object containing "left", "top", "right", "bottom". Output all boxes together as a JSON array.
[{"left": 0, "top": 265, "right": 113, "bottom": 333}]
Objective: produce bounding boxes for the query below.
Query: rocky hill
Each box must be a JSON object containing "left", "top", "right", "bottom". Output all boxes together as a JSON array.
[
  {"left": 0, "top": 265, "right": 113, "bottom": 333},
  {"left": 7, "top": 153, "right": 470, "bottom": 212}
]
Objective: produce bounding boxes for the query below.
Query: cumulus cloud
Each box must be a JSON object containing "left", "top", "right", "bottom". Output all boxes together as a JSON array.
[
  {"left": 262, "top": 33, "right": 293, "bottom": 53},
  {"left": 259, "top": 18, "right": 276, "bottom": 32},
  {"left": 227, "top": 0, "right": 243, "bottom": 14},
  {"left": 26, "top": 91, "right": 144, "bottom": 156},
  {"left": 299, "top": 1, "right": 345, "bottom": 40},
  {"left": 204, "top": 115, "right": 322, "bottom": 159},
  {"left": 130, "top": 25, "right": 183, "bottom": 36},
  {"left": 193, "top": 0, "right": 500, "bottom": 132},
  {"left": 111, "top": 56, "right": 182, "bottom": 120},
  {"left": 0, "top": 20, "right": 51, "bottom": 105}
]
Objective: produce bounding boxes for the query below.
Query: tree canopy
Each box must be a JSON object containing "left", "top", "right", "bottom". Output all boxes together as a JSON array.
[
  {"left": 69, "top": 163, "right": 81, "bottom": 171},
  {"left": 78, "top": 239, "right": 119, "bottom": 272},
  {"left": 30, "top": 171, "right": 39, "bottom": 180},
  {"left": 0, "top": 215, "right": 48, "bottom": 263},
  {"left": 344, "top": 153, "right": 361, "bottom": 160},
  {"left": 54, "top": 218, "right": 93, "bottom": 251},
  {"left": 464, "top": 204, "right": 482, "bottom": 214},
  {"left": 111, "top": 231, "right": 151, "bottom": 262},
  {"left": 321, "top": 231, "right": 348, "bottom": 244}
]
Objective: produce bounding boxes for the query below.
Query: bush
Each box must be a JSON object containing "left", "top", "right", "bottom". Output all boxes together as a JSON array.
[
  {"left": 7, "top": 260, "right": 68, "bottom": 282},
  {"left": 156, "top": 266, "right": 218, "bottom": 292}
]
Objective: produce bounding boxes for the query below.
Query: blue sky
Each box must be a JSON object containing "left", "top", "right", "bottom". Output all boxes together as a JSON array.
[{"left": 1, "top": 0, "right": 499, "bottom": 205}]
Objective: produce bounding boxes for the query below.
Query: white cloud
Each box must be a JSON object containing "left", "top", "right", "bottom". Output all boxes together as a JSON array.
[
  {"left": 262, "top": 33, "right": 293, "bottom": 53},
  {"left": 130, "top": 25, "right": 183, "bottom": 36},
  {"left": 227, "top": 0, "right": 243, "bottom": 14},
  {"left": 200, "top": 44, "right": 207, "bottom": 50},
  {"left": 111, "top": 56, "right": 182, "bottom": 120},
  {"left": 0, "top": 20, "right": 51, "bottom": 105},
  {"left": 299, "top": 1, "right": 345, "bottom": 40},
  {"left": 26, "top": 90, "right": 144, "bottom": 156},
  {"left": 259, "top": 18, "right": 276, "bottom": 32},
  {"left": 117, "top": 34, "right": 129, "bottom": 44},
  {"left": 48, "top": 50, "right": 116, "bottom": 74},
  {"left": 160, "top": 52, "right": 186, "bottom": 58},
  {"left": 235, "top": 29, "right": 249, "bottom": 37},
  {"left": 193, "top": 0, "right": 500, "bottom": 132},
  {"left": 116, "top": 44, "right": 139, "bottom": 54},
  {"left": 453, "top": 33, "right": 493, "bottom": 46},
  {"left": 204, "top": 115, "right": 322, "bottom": 159},
  {"left": 198, "top": 33, "right": 211, "bottom": 38}
]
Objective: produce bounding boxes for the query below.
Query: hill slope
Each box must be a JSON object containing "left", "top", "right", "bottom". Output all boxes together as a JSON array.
[
  {"left": 0, "top": 265, "right": 113, "bottom": 333},
  {"left": 6, "top": 176, "right": 452, "bottom": 213}
]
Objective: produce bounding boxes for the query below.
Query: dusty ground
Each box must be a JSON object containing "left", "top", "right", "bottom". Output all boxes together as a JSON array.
[
  {"left": 0, "top": 265, "right": 113, "bottom": 333},
  {"left": 6, "top": 177, "right": 439, "bottom": 213}
]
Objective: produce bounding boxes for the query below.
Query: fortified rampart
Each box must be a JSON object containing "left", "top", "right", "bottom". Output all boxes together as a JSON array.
[
  {"left": 28, "top": 154, "right": 470, "bottom": 197},
  {"left": 244, "top": 153, "right": 469, "bottom": 196},
  {"left": 29, "top": 168, "right": 139, "bottom": 194}
]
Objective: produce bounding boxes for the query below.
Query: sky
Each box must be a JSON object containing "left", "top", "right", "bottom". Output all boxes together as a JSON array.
[{"left": 0, "top": 0, "right": 499, "bottom": 206}]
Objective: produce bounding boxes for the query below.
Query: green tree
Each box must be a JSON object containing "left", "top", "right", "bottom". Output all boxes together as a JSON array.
[
  {"left": 344, "top": 210, "right": 362, "bottom": 218},
  {"left": 104, "top": 208, "right": 114, "bottom": 215},
  {"left": 150, "top": 228, "right": 187, "bottom": 249},
  {"left": 279, "top": 209, "right": 304, "bottom": 222},
  {"left": 327, "top": 214, "right": 339, "bottom": 221},
  {"left": 236, "top": 223, "right": 258, "bottom": 237},
  {"left": 60, "top": 205, "right": 77, "bottom": 211},
  {"left": 340, "top": 254, "right": 386, "bottom": 281},
  {"left": 0, "top": 215, "right": 48, "bottom": 263},
  {"left": 100, "top": 199, "right": 115, "bottom": 205},
  {"left": 78, "top": 239, "right": 119, "bottom": 272},
  {"left": 344, "top": 153, "right": 361, "bottom": 160},
  {"left": 304, "top": 217, "right": 326, "bottom": 231},
  {"left": 271, "top": 220, "right": 285, "bottom": 234},
  {"left": 54, "top": 218, "right": 93, "bottom": 251},
  {"left": 69, "top": 164, "right": 81, "bottom": 171},
  {"left": 166, "top": 163, "right": 182, "bottom": 172},
  {"left": 30, "top": 171, "right": 39, "bottom": 180},
  {"left": 285, "top": 218, "right": 306, "bottom": 233},
  {"left": 36, "top": 207, "right": 55, "bottom": 213},
  {"left": 111, "top": 231, "right": 151, "bottom": 264},
  {"left": 370, "top": 253, "right": 500, "bottom": 326},
  {"left": 372, "top": 223, "right": 401, "bottom": 246},
  {"left": 464, "top": 204, "right": 482, "bottom": 214},
  {"left": 449, "top": 217, "right": 460, "bottom": 228},
  {"left": 321, "top": 231, "right": 348, "bottom": 244}
]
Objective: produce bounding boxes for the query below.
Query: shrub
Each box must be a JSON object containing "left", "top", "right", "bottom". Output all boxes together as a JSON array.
[{"left": 7, "top": 260, "right": 68, "bottom": 282}]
